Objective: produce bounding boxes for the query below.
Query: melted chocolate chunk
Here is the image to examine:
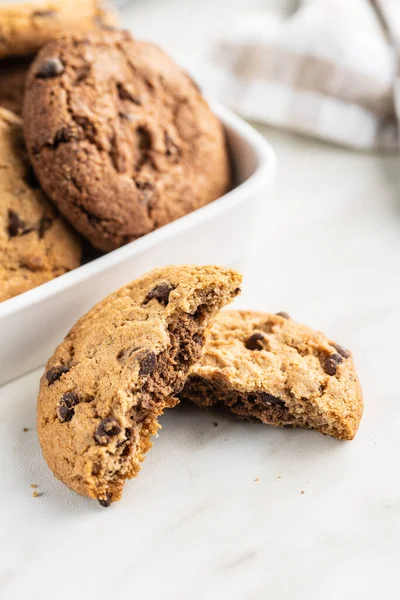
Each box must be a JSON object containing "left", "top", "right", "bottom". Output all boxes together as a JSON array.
[
  {"left": 192, "top": 333, "right": 203, "bottom": 345},
  {"left": 46, "top": 365, "right": 70, "bottom": 385},
  {"left": 95, "top": 418, "right": 121, "bottom": 445},
  {"left": 8, "top": 210, "right": 26, "bottom": 237},
  {"left": 332, "top": 343, "right": 350, "bottom": 359},
  {"left": 139, "top": 350, "right": 157, "bottom": 376},
  {"left": 58, "top": 391, "right": 79, "bottom": 422},
  {"left": 276, "top": 312, "right": 290, "bottom": 319},
  {"left": 53, "top": 127, "right": 73, "bottom": 147},
  {"left": 98, "top": 494, "right": 112, "bottom": 507},
  {"left": 36, "top": 57, "right": 64, "bottom": 79},
  {"left": 245, "top": 332, "right": 265, "bottom": 351},
  {"left": 248, "top": 392, "right": 285, "bottom": 408},
  {"left": 143, "top": 283, "right": 175, "bottom": 306},
  {"left": 324, "top": 353, "right": 343, "bottom": 376}
]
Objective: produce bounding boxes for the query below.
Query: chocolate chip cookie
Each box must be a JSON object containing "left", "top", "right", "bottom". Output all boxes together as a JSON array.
[
  {"left": 23, "top": 30, "right": 231, "bottom": 251},
  {"left": 181, "top": 311, "right": 363, "bottom": 440},
  {"left": 0, "top": 1, "right": 117, "bottom": 59},
  {"left": 0, "top": 1, "right": 117, "bottom": 115},
  {"left": 37, "top": 265, "right": 242, "bottom": 505},
  {"left": 0, "top": 108, "right": 81, "bottom": 303}
]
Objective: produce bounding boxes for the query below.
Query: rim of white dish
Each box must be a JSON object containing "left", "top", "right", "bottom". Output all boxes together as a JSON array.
[{"left": 0, "top": 102, "right": 276, "bottom": 319}]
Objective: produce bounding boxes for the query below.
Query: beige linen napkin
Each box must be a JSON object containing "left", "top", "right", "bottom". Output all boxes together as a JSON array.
[{"left": 205, "top": 0, "right": 400, "bottom": 150}]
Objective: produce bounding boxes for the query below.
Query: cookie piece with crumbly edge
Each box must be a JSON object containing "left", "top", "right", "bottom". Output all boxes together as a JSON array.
[
  {"left": 0, "top": 0, "right": 117, "bottom": 60},
  {"left": 23, "top": 30, "right": 231, "bottom": 251},
  {"left": 181, "top": 311, "right": 363, "bottom": 440},
  {"left": 37, "top": 265, "right": 242, "bottom": 505},
  {"left": 0, "top": 108, "right": 81, "bottom": 303}
]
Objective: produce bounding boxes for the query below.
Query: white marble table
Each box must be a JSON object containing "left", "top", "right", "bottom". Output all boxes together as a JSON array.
[{"left": 1, "top": 1, "right": 399, "bottom": 598}]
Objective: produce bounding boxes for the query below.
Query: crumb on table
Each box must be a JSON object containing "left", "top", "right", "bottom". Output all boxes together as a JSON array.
[
  {"left": 31, "top": 483, "right": 37, "bottom": 488},
  {"left": 23, "top": 427, "right": 30, "bottom": 432},
  {"left": 254, "top": 477, "right": 260, "bottom": 482}
]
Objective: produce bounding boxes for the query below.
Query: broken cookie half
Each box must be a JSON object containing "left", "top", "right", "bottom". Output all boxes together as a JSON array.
[
  {"left": 181, "top": 311, "right": 363, "bottom": 440},
  {"left": 37, "top": 265, "right": 242, "bottom": 505}
]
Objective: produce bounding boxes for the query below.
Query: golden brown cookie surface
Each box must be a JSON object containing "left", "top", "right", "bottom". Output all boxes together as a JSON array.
[
  {"left": 181, "top": 311, "right": 363, "bottom": 440},
  {"left": 24, "top": 30, "right": 231, "bottom": 251},
  {"left": 37, "top": 265, "right": 242, "bottom": 505},
  {"left": 0, "top": 0, "right": 117, "bottom": 59},
  {"left": 0, "top": 108, "right": 81, "bottom": 303}
]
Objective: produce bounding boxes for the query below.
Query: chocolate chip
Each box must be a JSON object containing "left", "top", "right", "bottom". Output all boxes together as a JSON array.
[
  {"left": 276, "top": 312, "right": 290, "bottom": 319},
  {"left": 248, "top": 392, "right": 285, "bottom": 408},
  {"left": 8, "top": 210, "right": 26, "bottom": 236},
  {"left": 245, "top": 332, "right": 265, "bottom": 351},
  {"left": 36, "top": 57, "right": 64, "bottom": 79},
  {"left": 57, "top": 392, "right": 79, "bottom": 422},
  {"left": 95, "top": 418, "right": 121, "bottom": 445},
  {"left": 193, "top": 333, "right": 203, "bottom": 345},
  {"left": 53, "top": 127, "right": 73, "bottom": 147},
  {"left": 38, "top": 216, "right": 53, "bottom": 238},
  {"left": 332, "top": 343, "right": 350, "bottom": 359},
  {"left": 139, "top": 350, "right": 157, "bottom": 376},
  {"left": 324, "top": 353, "right": 343, "bottom": 376},
  {"left": 98, "top": 494, "right": 111, "bottom": 507},
  {"left": 143, "top": 283, "right": 175, "bottom": 306},
  {"left": 46, "top": 365, "right": 70, "bottom": 385}
]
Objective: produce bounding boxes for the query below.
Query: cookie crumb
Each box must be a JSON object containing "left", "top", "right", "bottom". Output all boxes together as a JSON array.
[
  {"left": 212, "top": 422, "right": 218, "bottom": 427},
  {"left": 277, "top": 475, "right": 282, "bottom": 479},
  {"left": 301, "top": 490, "right": 305, "bottom": 495},
  {"left": 23, "top": 427, "right": 30, "bottom": 432},
  {"left": 30, "top": 483, "right": 38, "bottom": 488},
  {"left": 32, "top": 490, "right": 42, "bottom": 498},
  {"left": 254, "top": 477, "right": 260, "bottom": 482}
]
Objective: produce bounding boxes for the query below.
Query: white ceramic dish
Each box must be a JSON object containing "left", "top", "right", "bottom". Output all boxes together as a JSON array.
[{"left": 0, "top": 103, "right": 275, "bottom": 385}]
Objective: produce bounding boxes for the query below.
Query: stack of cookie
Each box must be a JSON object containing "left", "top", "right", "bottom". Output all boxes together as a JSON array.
[
  {"left": 37, "top": 265, "right": 363, "bottom": 507},
  {"left": 1, "top": 1, "right": 231, "bottom": 301}
]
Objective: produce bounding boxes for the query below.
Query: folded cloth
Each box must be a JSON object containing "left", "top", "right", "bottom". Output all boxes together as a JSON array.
[{"left": 203, "top": 0, "right": 400, "bottom": 150}]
